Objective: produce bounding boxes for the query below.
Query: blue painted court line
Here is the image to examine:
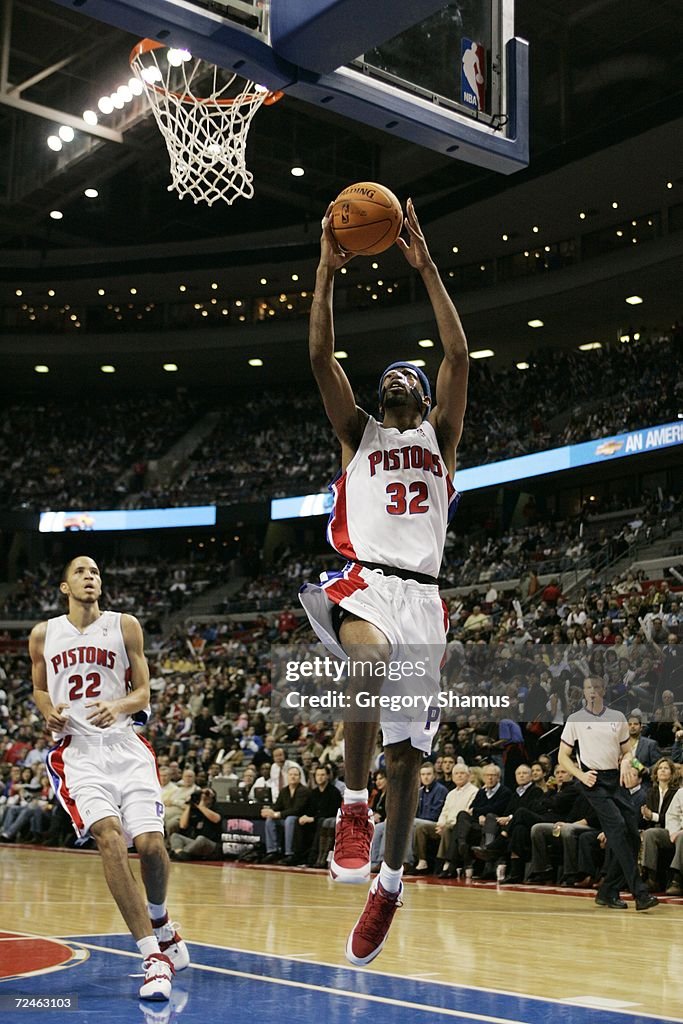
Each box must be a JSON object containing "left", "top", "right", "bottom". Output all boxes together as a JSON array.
[{"left": 2, "top": 933, "right": 681, "bottom": 1024}]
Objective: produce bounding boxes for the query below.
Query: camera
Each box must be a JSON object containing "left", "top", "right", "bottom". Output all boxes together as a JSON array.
[{"left": 190, "top": 790, "right": 201, "bottom": 804}]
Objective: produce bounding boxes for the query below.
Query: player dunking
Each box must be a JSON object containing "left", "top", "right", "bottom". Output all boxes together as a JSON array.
[
  {"left": 300, "top": 198, "right": 468, "bottom": 965},
  {"left": 29, "top": 556, "right": 189, "bottom": 1001}
]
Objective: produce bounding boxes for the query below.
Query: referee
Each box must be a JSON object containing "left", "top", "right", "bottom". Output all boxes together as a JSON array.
[{"left": 558, "top": 676, "right": 658, "bottom": 911}]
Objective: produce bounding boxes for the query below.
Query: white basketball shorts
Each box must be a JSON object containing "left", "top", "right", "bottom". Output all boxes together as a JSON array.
[
  {"left": 47, "top": 729, "right": 164, "bottom": 844},
  {"left": 299, "top": 561, "right": 449, "bottom": 753}
]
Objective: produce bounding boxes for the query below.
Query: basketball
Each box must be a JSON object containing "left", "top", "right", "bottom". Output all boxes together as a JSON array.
[{"left": 330, "top": 182, "right": 403, "bottom": 255}]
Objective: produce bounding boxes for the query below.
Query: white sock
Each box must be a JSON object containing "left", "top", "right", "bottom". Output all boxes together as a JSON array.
[
  {"left": 343, "top": 788, "right": 368, "bottom": 805},
  {"left": 148, "top": 902, "right": 167, "bottom": 924},
  {"left": 137, "top": 935, "right": 161, "bottom": 959},
  {"left": 378, "top": 863, "right": 403, "bottom": 894}
]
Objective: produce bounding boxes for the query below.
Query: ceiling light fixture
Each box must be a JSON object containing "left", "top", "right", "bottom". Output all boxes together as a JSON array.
[
  {"left": 83, "top": 109, "right": 98, "bottom": 125},
  {"left": 98, "top": 96, "right": 114, "bottom": 114},
  {"left": 516, "top": 362, "right": 530, "bottom": 370},
  {"left": 291, "top": 166, "right": 305, "bottom": 177},
  {"left": 34, "top": 365, "right": 49, "bottom": 374},
  {"left": 418, "top": 339, "right": 434, "bottom": 348},
  {"left": 334, "top": 351, "right": 348, "bottom": 360},
  {"left": 141, "top": 66, "right": 163, "bottom": 84},
  {"left": 625, "top": 295, "right": 643, "bottom": 305},
  {"left": 407, "top": 358, "right": 426, "bottom": 367},
  {"left": 84, "top": 188, "right": 99, "bottom": 198},
  {"left": 578, "top": 342, "right": 602, "bottom": 351},
  {"left": 100, "top": 364, "right": 116, "bottom": 373},
  {"left": 167, "top": 48, "right": 192, "bottom": 67},
  {"left": 248, "top": 358, "right": 263, "bottom": 366},
  {"left": 470, "top": 349, "right": 494, "bottom": 359},
  {"left": 527, "top": 319, "right": 544, "bottom": 328},
  {"left": 163, "top": 363, "right": 178, "bottom": 372},
  {"left": 58, "top": 125, "right": 75, "bottom": 142},
  {"left": 47, "top": 135, "right": 62, "bottom": 152},
  {"left": 49, "top": 210, "right": 63, "bottom": 220}
]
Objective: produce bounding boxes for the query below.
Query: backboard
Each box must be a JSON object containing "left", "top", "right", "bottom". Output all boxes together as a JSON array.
[{"left": 47, "top": 0, "right": 528, "bottom": 173}]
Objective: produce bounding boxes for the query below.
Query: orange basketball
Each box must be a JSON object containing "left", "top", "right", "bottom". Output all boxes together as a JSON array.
[{"left": 330, "top": 182, "right": 403, "bottom": 255}]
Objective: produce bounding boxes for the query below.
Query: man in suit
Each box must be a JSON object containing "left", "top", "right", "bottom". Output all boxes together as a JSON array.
[
  {"left": 261, "top": 766, "right": 310, "bottom": 863},
  {"left": 530, "top": 786, "right": 602, "bottom": 886},
  {"left": 411, "top": 761, "right": 449, "bottom": 872},
  {"left": 628, "top": 714, "right": 661, "bottom": 784},
  {"left": 446, "top": 763, "right": 512, "bottom": 874},
  {"left": 295, "top": 765, "right": 342, "bottom": 865},
  {"left": 474, "top": 763, "right": 545, "bottom": 881},
  {"left": 269, "top": 747, "right": 302, "bottom": 801}
]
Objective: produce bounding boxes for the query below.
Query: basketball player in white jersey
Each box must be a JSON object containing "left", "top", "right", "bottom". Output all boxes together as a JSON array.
[
  {"left": 300, "top": 198, "right": 468, "bottom": 965},
  {"left": 29, "top": 556, "right": 189, "bottom": 1001}
]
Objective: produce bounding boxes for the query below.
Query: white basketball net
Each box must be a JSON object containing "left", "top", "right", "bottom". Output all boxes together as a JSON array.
[{"left": 130, "top": 40, "right": 280, "bottom": 206}]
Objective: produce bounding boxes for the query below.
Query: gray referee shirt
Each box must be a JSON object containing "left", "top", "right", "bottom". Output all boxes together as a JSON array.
[{"left": 560, "top": 706, "right": 629, "bottom": 771}]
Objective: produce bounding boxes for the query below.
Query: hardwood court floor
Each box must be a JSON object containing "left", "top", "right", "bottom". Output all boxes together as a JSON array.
[{"left": 2, "top": 846, "right": 682, "bottom": 1023}]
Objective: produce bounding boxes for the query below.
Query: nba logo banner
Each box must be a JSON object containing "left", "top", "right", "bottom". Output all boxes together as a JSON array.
[{"left": 461, "top": 39, "right": 486, "bottom": 111}]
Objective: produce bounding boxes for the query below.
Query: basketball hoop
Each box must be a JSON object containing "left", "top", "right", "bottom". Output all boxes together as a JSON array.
[{"left": 130, "top": 39, "right": 283, "bottom": 206}]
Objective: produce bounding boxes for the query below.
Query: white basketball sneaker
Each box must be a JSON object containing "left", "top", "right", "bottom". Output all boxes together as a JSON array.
[
  {"left": 153, "top": 920, "right": 190, "bottom": 971},
  {"left": 139, "top": 953, "right": 174, "bottom": 1001}
]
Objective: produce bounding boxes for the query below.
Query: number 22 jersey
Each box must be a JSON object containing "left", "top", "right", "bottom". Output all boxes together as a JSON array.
[
  {"left": 327, "top": 415, "right": 459, "bottom": 579},
  {"left": 43, "top": 610, "right": 131, "bottom": 737}
]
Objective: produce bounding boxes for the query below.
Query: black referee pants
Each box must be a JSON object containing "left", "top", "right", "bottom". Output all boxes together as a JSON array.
[{"left": 579, "top": 770, "right": 647, "bottom": 900}]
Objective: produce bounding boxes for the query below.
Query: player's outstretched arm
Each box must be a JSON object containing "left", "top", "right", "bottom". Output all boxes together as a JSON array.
[
  {"left": 397, "top": 199, "right": 468, "bottom": 474},
  {"left": 310, "top": 205, "right": 367, "bottom": 459}
]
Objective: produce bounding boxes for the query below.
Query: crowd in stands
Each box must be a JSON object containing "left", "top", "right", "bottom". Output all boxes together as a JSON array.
[
  {"left": 0, "top": 559, "right": 229, "bottom": 625},
  {"left": 214, "top": 489, "right": 681, "bottom": 616},
  {"left": 1, "top": 331, "right": 680, "bottom": 512},
  {"left": 139, "top": 331, "right": 683, "bottom": 508},
  {"left": 0, "top": 393, "right": 202, "bottom": 513}
]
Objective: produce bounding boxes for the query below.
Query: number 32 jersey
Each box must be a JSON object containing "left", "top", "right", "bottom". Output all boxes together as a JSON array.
[
  {"left": 327, "top": 416, "right": 459, "bottom": 579},
  {"left": 43, "top": 610, "right": 131, "bottom": 737}
]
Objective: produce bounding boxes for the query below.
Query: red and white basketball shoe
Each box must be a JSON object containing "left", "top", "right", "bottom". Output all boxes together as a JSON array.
[
  {"left": 329, "top": 803, "right": 375, "bottom": 883},
  {"left": 345, "top": 878, "right": 403, "bottom": 966},
  {"left": 153, "top": 920, "right": 190, "bottom": 971},
  {"left": 139, "top": 953, "right": 174, "bottom": 1001}
]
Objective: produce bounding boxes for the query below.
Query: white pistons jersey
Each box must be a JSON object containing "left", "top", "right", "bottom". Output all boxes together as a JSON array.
[
  {"left": 327, "top": 415, "right": 459, "bottom": 578},
  {"left": 43, "top": 610, "right": 132, "bottom": 737}
]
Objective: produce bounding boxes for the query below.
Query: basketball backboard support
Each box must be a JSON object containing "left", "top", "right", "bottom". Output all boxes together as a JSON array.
[{"left": 47, "top": 0, "right": 528, "bottom": 173}]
